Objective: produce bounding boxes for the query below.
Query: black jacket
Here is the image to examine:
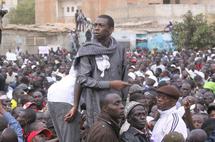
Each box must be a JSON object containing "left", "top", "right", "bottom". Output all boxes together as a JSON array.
[{"left": 121, "top": 126, "right": 150, "bottom": 142}]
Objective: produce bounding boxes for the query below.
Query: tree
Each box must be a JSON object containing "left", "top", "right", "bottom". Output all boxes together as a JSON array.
[
  {"left": 172, "top": 11, "right": 215, "bottom": 50},
  {"left": 7, "top": 0, "right": 35, "bottom": 24}
]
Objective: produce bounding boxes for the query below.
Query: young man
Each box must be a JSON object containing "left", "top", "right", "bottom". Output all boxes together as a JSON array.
[
  {"left": 87, "top": 93, "right": 124, "bottom": 142},
  {"left": 74, "top": 14, "right": 129, "bottom": 127}
]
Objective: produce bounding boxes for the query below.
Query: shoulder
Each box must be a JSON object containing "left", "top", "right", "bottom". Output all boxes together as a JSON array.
[
  {"left": 90, "top": 121, "right": 113, "bottom": 133},
  {"left": 120, "top": 131, "right": 133, "bottom": 141},
  {"left": 88, "top": 122, "right": 117, "bottom": 142}
]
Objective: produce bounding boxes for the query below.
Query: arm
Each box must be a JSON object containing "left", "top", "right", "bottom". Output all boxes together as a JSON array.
[
  {"left": 64, "top": 81, "right": 82, "bottom": 122},
  {"left": 183, "top": 99, "right": 194, "bottom": 130},
  {"left": 77, "top": 56, "right": 129, "bottom": 90},
  {"left": 0, "top": 103, "right": 24, "bottom": 142},
  {"left": 77, "top": 56, "right": 110, "bottom": 89}
]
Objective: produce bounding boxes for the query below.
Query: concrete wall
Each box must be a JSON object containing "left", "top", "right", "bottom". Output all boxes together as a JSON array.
[
  {"left": 106, "top": 4, "right": 215, "bottom": 24},
  {"left": 0, "top": 29, "right": 68, "bottom": 54},
  {"left": 81, "top": 0, "right": 127, "bottom": 21},
  {"left": 35, "top": 0, "right": 215, "bottom": 24},
  {"left": 35, "top": 0, "right": 57, "bottom": 24}
]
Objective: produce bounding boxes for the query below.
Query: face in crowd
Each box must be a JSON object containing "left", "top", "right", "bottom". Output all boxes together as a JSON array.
[
  {"left": 102, "top": 93, "right": 124, "bottom": 121},
  {"left": 127, "top": 105, "right": 148, "bottom": 130},
  {"left": 93, "top": 16, "right": 114, "bottom": 41}
]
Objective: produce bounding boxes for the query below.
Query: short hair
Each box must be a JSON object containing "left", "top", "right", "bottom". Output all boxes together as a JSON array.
[
  {"left": 187, "top": 129, "right": 207, "bottom": 142},
  {"left": 0, "top": 128, "right": 18, "bottom": 142},
  {"left": 208, "top": 104, "right": 215, "bottom": 115},
  {"left": 130, "top": 93, "right": 145, "bottom": 102},
  {"left": 201, "top": 118, "right": 215, "bottom": 136},
  {"left": 98, "top": 15, "right": 114, "bottom": 28},
  {"left": 100, "top": 93, "right": 119, "bottom": 109},
  {"left": 23, "top": 109, "right": 37, "bottom": 125},
  {"left": 0, "top": 116, "right": 7, "bottom": 132}
]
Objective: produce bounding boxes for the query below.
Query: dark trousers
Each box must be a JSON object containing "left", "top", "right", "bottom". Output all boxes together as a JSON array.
[{"left": 48, "top": 102, "right": 80, "bottom": 142}]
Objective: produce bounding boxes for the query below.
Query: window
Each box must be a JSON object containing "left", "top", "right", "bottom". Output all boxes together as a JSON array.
[
  {"left": 67, "top": 7, "right": 70, "bottom": 12},
  {"left": 163, "top": 0, "right": 170, "bottom": 4},
  {"left": 71, "top": 6, "right": 74, "bottom": 12}
]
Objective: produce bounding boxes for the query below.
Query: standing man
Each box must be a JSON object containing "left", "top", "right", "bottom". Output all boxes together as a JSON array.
[
  {"left": 151, "top": 85, "right": 187, "bottom": 142},
  {"left": 87, "top": 93, "right": 124, "bottom": 142},
  {"left": 74, "top": 15, "right": 128, "bottom": 127},
  {"left": 75, "top": 9, "right": 79, "bottom": 31},
  {"left": 47, "top": 67, "right": 80, "bottom": 142}
]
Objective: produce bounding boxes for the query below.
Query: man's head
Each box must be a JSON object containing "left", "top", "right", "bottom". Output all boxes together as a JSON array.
[
  {"left": 180, "top": 82, "right": 191, "bottom": 97},
  {"left": 100, "top": 93, "right": 124, "bottom": 121},
  {"left": 27, "top": 128, "right": 52, "bottom": 142},
  {"left": 192, "top": 113, "right": 204, "bottom": 129},
  {"left": 125, "top": 101, "right": 147, "bottom": 130},
  {"left": 17, "top": 109, "right": 36, "bottom": 127},
  {"left": 0, "top": 128, "right": 18, "bottom": 142},
  {"left": 186, "top": 129, "right": 207, "bottom": 142},
  {"left": 156, "top": 85, "right": 180, "bottom": 111},
  {"left": 201, "top": 118, "right": 215, "bottom": 136},
  {"left": 208, "top": 104, "right": 215, "bottom": 119},
  {"left": 93, "top": 15, "right": 114, "bottom": 41},
  {"left": 162, "top": 132, "right": 185, "bottom": 142},
  {"left": 32, "top": 91, "right": 43, "bottom": 108},
  {"left": 203, "top": 91, "right": 214, "bottom": 106}
]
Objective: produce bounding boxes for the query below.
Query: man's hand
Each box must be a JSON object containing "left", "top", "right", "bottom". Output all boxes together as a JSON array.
[
  {"left": 183, "top": 97, "right": 191, "bottom": 110},
  {"left": 110, "top": 80, "right": 130, "bottom": 90},
  {"left": 0, "top": 101, "right": 5, "bottom": 114},
  {"left": 64, "top": 107, "right": 78, "bottom": 123}
]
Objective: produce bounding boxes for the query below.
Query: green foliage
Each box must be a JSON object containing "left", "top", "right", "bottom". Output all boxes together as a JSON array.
[
  {"left": 172, "top": 11, "right": 215, "bottom": 50},
  {"left": 7, "top": 0, "right": 35, "bottom": 24}
]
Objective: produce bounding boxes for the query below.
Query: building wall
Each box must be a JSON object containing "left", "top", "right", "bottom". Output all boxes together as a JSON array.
[
  {"left": 35, "top": 0, "right": 57, "bottom": 24},
  {"left": 0, "top": 29, "right": 68, "bottom": 54},
  {"left": 3, "top": 0, "right": 18, "bottom": 10},
  {"left": 81, "top": 0, "right": 127, "bottom": 21},
  {"left": 35, "top": 0, "right": 215, "bottom": 24},
  {"left": 106, "top": 4, "right": 215, "bottom": 24}
]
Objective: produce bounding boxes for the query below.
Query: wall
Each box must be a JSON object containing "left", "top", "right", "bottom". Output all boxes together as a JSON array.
[
  {"left": 0, "top": 29, "right": 68, "bottom": 54},
  {"left": 81, "top": 0, "right": 127, "bottom": 21},
  {"left": 35, "top": 0, "right": 215, "bottom": 24},
  {"left": 106, "top": 4, "right": 215, "bottom": 24},
  {"left": 35, "top": 0, "right": 57, "bottom": 24}
]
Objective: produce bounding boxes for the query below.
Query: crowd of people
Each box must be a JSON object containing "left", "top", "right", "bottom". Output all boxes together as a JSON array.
[{"left": 0, "top": 14, "right": 215, "bottom": 142}]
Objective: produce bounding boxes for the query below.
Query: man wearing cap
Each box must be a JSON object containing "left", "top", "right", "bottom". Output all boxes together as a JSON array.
[
  {"left": 151, "top": 85, "right": 187, "bottom": 142},
  {"left": 121, "top": 101, "right": 150, "bottom": 142},
  {"left": 27, "top": 128, "right": 52, "bottom": 142}
]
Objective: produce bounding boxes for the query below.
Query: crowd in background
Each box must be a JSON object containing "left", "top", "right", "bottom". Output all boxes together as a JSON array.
[{"left": 0, "top": 28, "right": 215, "bottom": 141}]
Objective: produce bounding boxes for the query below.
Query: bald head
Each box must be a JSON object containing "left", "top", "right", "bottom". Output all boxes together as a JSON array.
[
  {"left": 99, "top": 93, "right": 124, "bottom": 120},
  {"left": 187, "top": 129, "right": 207, "bottom": 142},
  {"left": 100, "top": 93, "right": 121, "bottom": 110},
  {"left": 0, "top": 128, "right": 18, "bottom": 142}
]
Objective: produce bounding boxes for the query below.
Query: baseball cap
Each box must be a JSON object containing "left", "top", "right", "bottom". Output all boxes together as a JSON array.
[{"left": 27, "top": 128, "right": 52, "bottom": 142}]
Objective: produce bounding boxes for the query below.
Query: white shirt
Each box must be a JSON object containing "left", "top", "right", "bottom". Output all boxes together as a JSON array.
[
  {"left": 151, "top": 106, "right": 187, "bottom": 142},
  {"left": 151, "top": 64, "right": 165, "bottom": 73},
  {"left": 47, "top": 67, "right": 76, "bottom": 105}
]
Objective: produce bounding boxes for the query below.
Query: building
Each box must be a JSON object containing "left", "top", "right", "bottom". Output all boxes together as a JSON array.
[
  {"left": 35, "top": 0, "right": 215, "bottom": 24},
  {"left": 1, "top": 0, "right": 18, "bottom": 10},
  {"left": 36, "top": 0, "right": 81, "bottom": 24}
]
